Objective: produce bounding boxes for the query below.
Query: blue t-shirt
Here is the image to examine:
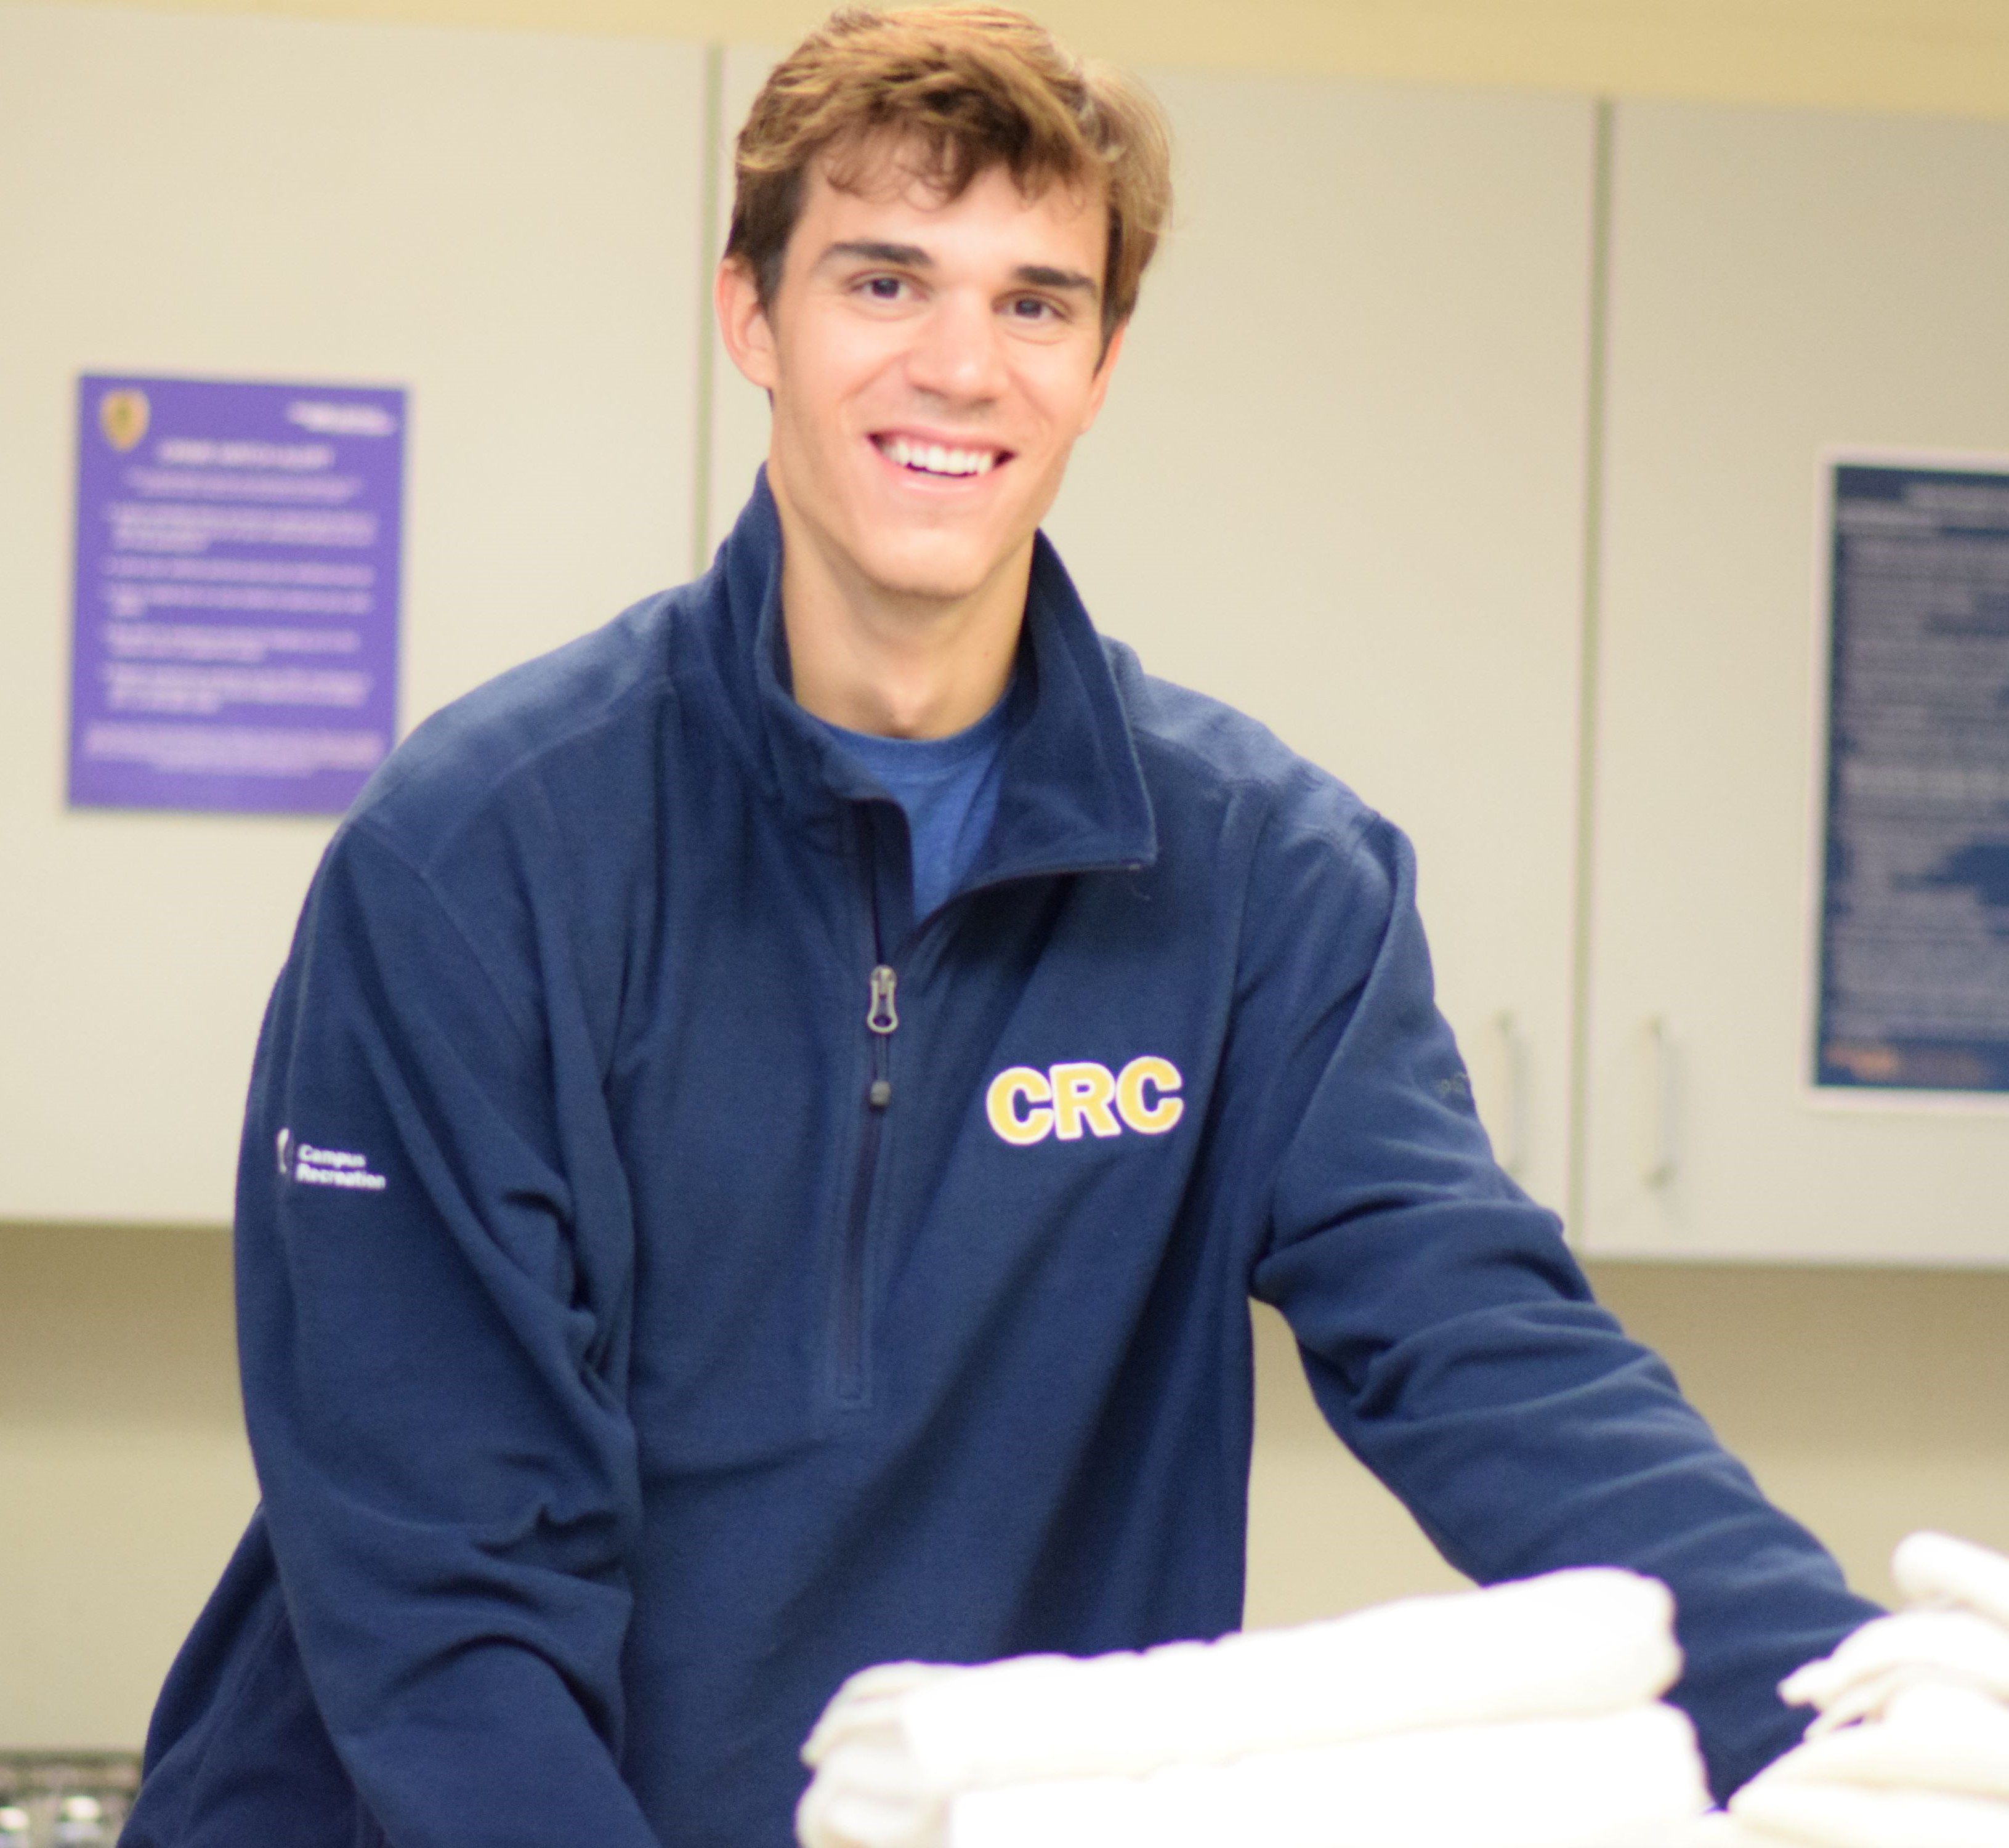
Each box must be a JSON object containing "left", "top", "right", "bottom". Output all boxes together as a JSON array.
[{"left": 811, "top": 691, "right": 1010, "bottom": 921}]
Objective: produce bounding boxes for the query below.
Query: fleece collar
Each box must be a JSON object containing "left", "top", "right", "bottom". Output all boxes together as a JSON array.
[{"left": 708, "top": 472, "right": 1158, "bottom": 891}]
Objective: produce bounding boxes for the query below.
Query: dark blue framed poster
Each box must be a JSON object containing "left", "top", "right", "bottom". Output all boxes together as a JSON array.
[{"left": 1816, "top": 455, "right": 2009, "bottom": 1094}]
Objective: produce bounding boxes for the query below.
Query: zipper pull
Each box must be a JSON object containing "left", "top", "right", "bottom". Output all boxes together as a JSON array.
[
  {"left": 867, "top": 965, "right": 899, "bottom": 1035},
  {"left": 866, "top": 965, "right": 897, "bottom": 1110}
]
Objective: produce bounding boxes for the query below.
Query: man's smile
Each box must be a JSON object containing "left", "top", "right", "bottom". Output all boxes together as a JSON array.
[{"left": 871, "top": 431, "right": 1012, "bottom": 478}]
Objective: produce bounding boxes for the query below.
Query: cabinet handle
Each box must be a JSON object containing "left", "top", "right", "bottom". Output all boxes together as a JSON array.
[
  {"left": 1636, "top": 1015, "right": 1676, "bottom": 1189},
  {"left": 1490, "top": 1010, "right": 1527, "bottom": 1178}
]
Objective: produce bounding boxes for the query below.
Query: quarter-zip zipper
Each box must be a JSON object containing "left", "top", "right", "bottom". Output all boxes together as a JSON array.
[
  {"left": 837, "top": 798, "right": 902, "bottom": 1406},
  {"left": 835, "top": 960, "right": 896, "bottom": 1404}
]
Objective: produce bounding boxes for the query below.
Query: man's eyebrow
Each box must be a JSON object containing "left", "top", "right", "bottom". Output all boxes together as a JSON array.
[
  {"left": 820, "top": 240, "right": 932, "bottom": 269},
  {"left": 1013, "top": 264, "right": 1098, "bottom": 298}
]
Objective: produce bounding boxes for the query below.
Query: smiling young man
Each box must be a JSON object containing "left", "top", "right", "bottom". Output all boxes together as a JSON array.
[
  {"left": 122, "top": 10, "right": 1877, "bottom": 1848},
  {"left": 720, "top": 131, "right": 1118, "bottom": 745}
]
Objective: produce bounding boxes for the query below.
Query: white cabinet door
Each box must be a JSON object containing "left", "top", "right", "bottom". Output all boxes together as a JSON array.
[
  {"left": 707, "top": 67, "right": 1596, "bottom": 1207},
  {"left": 1583, "top": 99, "right": 2009, "bottom": 1263},
  {"left": 0, "top": 6, "right": 703, "bottom": 1224},
  {"left": 1044, "top": 73, "right": 1597, "bottom": 1212}
]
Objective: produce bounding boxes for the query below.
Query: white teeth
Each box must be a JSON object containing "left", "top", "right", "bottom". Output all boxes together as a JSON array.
[{"left": 879, "top": 436, "right": 999, "bottom": 477}]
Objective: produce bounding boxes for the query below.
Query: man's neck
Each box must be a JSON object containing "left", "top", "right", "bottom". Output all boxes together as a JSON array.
[{"left": 774, "top": 502, "right": 1028, "bottom": 742}]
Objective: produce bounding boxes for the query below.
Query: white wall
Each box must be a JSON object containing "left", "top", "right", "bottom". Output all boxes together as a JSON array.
[
  {"left": 26, "top": 0, "right": 2009, "bottom": 121},
  {"left": 0, "top": 1228, "right": 255, "bottom": 1749}
]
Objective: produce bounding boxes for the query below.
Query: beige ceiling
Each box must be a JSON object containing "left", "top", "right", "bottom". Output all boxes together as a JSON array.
[{"left": 28, "top": 0, "right": 2009, "bottom": 118}]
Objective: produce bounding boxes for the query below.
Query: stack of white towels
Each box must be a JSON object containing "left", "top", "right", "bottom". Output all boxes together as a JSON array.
[
  {"left": 796, "top": 1566, "right": 1712, "bottom": 1848},
  {"left": 1706, "top": 1532, "right": 2009, "bottom": 1848}
]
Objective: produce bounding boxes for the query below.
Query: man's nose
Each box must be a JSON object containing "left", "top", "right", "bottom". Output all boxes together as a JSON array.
[{"left": 905, "top": 290, "right": 1007, "bottom": 402}]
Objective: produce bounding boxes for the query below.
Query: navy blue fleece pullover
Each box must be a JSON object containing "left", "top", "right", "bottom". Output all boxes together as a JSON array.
[{"left": 125, "top": 479, "right": 1877, "bottom": 1848}]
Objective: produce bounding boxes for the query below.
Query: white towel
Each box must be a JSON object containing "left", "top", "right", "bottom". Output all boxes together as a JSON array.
[
  {"left": 1682, "top": 1819, "right": 1771, "bottom": 1846},
  {"left": 1781, "top": 1610, "right": 2009, "bottom": 1728},
  {"left": 797, "top": 1736, "right": 944, "bottom": 1848},
  {"left": 805, "top": 1663, "right": 963, "bottom": 1767},
  {"left": 1896, "top": 1534, "right": 2009, "bottom": 1634},
  {"left": 1711, "top": 1533, "right": 2009, "bottom": 1848},
  {"left": 1763, "top": 1684, "right": 2009, "bottom": 1801},
  {"left": 798, "top": 1568, "right": 1691, "bottom": 1848},
  {"left": 947, "top": 1703, "right": 1710, "bottom": 1848},
  {"left": 799, "top": 1566, "right": 1696, "bottom": 1848},
  {"left": 868, "top": 1567, "right": 1679, "bottom": 1789},
  {"left": 1731, "top": 1782, "right": 2009, "bottom": 1848}
]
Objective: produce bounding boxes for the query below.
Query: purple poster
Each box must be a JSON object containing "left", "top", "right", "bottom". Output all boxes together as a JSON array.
[{"left": 69, "top": 374, "right": 405, "bottom": 815}]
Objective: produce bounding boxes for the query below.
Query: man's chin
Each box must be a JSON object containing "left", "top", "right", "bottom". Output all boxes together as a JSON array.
[{"left": 853, "top": 538, "right": 1021, "bottom": 610}]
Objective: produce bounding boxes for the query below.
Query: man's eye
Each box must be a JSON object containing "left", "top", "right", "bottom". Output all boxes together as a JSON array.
[
  {"left": 862, "top": 275, "right": 905, "bottom": 301},
  {"left": 1008, "top": 296, "right": 1057, "bottom": 322}
]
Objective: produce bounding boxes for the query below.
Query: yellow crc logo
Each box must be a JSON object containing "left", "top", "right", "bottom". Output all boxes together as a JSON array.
[{"left": 985, "top": 1057, "right": 1184, "bottom": 1146}]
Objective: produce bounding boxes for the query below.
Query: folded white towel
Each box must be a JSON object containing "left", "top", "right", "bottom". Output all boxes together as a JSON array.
[
  {"left": 854, "top": 1568, "right": 1680, "bottom": 1790},
  {"left": 1782, "top": 1610, "right": 2009, "bottom": 1730},
  {"left": 797, "top": 1737, "right": 943, "bottom": 1848},
  {"left": 1707, "top": 1533, "right": 2009, "bottom": 1848},
  {"left": 1896, "top": 1534, "right": 2009, "bottom": 1634},
  {"left": 798, "top": 1568, "right": 1692, "bottom": 1848},
  {"left": 1682, "top": 1819, "right": 1766, "bottom": 1846},
  {"left": 1763, "top": 1684, "right": 2009, "bottom": 1801},
  {"left": 947, "top": 1703, "right": 1709, "bottom": 1848},
  {"left": 806, "top": 1663, "right": 963, "bottom": 1769},
  {"left": 1731, "top": 1781, "right": 2009, "bottom": 1848}
]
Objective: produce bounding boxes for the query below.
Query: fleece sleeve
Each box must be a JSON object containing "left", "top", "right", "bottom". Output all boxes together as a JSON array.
[
  {"left": 1244, "top": 803, "right": 1882, "bottom": 1801},
  {"left": 234, "top": 816, "right": 658, "bottom": 1848}
]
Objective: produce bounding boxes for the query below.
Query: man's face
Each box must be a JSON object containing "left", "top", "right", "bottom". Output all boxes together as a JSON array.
[{"left": 719, "top": 141, "right": 1123, "bottom": 609}]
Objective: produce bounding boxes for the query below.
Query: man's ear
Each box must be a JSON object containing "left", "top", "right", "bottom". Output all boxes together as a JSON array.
[
  {"left": 716, "top": 256, "right": 779, "bottom": 392},
  {"left": 1077, "top": 322, "right": 1128, "bottom": 437}
]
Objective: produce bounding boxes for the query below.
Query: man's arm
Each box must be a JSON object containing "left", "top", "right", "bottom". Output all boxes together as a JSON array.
[
  {"left": 1243, "top": 801, "right": 1881, "bottom": 1801},
  {"left": 236, "top": 816, "right": 659, "bottom": 1848}
]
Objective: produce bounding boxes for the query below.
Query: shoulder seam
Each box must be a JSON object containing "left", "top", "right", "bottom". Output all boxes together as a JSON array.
[
  {"left": 455, "top": 654, "right": 686, "bottom": 807},
  {"left": 371, "top": 651, "right": 705, "bottom": 875},
  {"left": 1135, "top": 723, "right": 1383, "bottom": 862},
  {"left": 1128, "top": 724, "right": 1276, "bottom": 802}
]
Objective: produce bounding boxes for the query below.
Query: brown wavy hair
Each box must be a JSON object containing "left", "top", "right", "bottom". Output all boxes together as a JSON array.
[{"left": 726, "top": 4, "right": 1172, "bottom": 351}]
